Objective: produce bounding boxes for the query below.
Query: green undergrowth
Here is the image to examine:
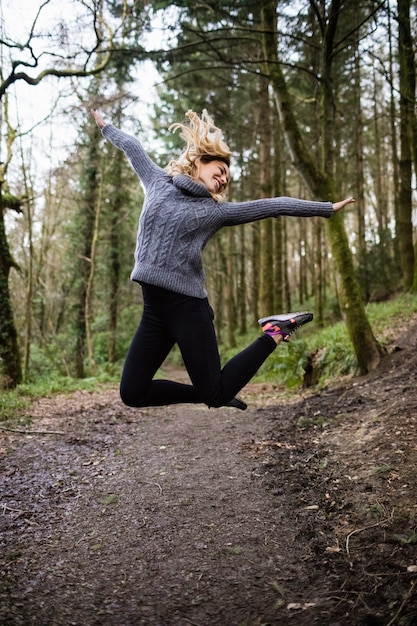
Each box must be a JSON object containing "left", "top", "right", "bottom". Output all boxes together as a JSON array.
[
  {"left": 251, "top": 293, "right": 417, "bottom": 388},
  {"left": 1, "top": 294, "right": 417, "bottom": 423},
  {"left": 0, "top": 373, "right": 116, "bottom": 424}
]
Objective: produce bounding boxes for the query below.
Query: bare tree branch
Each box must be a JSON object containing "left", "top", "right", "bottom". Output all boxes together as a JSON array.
[{"left": 0, "top": 0, "right": 116, "bottom": 100}]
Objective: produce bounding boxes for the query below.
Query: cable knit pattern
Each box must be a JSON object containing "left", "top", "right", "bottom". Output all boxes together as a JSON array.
[{"left": 102, "top": 124, "right": 334, "bottom": 298}]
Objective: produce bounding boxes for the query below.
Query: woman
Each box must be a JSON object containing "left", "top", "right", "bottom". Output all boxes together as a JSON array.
[{"left": 92, "top": 108, "right": 354, "bottom": 410}]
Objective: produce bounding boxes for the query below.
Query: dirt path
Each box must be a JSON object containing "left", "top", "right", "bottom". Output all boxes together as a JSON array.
[
  {"left": 1, "top": 390, "right": 306, "bottom": 626},
  {"left": 2, "top": 319, "right": 417, "bottom": 625}
]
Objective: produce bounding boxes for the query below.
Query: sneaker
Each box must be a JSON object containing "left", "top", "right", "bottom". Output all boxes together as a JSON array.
[
  {"left": 225, "top": 396, "right": 247, "bottom": 410},
  {"left": 258, "top": 312, "right": 313, "bottom": 342}
]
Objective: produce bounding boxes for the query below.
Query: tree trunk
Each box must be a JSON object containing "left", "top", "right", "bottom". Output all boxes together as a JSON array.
[
  {"left": 74, "top": 127, "right": 101, "bottom": 378},
  {"left": 397, "top": 0, "right": 415, "bottom": 290},
  {"left": 108, "top": 153, "right": 122, "bottom": 364},
  {"left": 313, "top": 220, "right": 324, "bottom": 326},
  {"left": 259, "top": 78, "right": 274, "bottom": 315},
  {"left": 251, "top": 222, "right": 260, "bottom": 323},
  {"left": 260, "top": 0, "right": 384, "bottom": 374},
  {"left": 298, "top": 218, "right": 306, "bottom": 306},
  {"left": 210, "top": 234, "right": 225, "bottom": 344},
  {"left": 85, "top": 178, "right": 101, "bottom": 375},
  {"left": 107, "top": 102, "right": 124, "bottom": 364},
  {"left": 272, "top": 117, "right": 283, "bottom": 314},
  {"left": 0, "top": 196, "right": 22, "bottom": 388},
  {"left": 282, "top": 218, "right": 291, "bottom": 312},
  {"left": 373, "top": 69, "right": 390, "bottom": 237},
  {"left": 237, "top": 226, "right": 247, "bottom": 335},
  {"left": 326, "top": 211, "right": 383, "bottom": 372},
  {"left": 354, "top": 45, "right": 368, "bottom": 301},
  {"left": 0, "top": 111, "right": 23, "bottom": 388},
  {"left": 226, "top": 228, "right": 236, "bottom": 348},
  {"left": 387, "top": 2, "right": 401, "bottom": 273},
  {"left": 19, "top": 146, "right": 34, "bottom": 382}
]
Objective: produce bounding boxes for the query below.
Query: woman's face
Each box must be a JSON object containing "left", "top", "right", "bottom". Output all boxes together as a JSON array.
[{"left": 195, "top": 159, "right": 230, "bottom": 194}]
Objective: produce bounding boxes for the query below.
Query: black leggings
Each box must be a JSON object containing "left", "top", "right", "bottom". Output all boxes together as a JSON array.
[{"left": 120, "top": 283, "right": 277, "bottom": 408}]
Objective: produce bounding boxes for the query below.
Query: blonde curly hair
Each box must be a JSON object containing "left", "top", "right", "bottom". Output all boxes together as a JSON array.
[{"left": 166, "top": 109, "right": 232, "bottom": 201}]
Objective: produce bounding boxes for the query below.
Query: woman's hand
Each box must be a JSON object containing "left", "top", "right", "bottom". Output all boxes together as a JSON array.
[
  {"left": 332, "top": 196, "right": 356, "bottom": 212},
  {"left": 91, "top": 109, "right": 107, "bottom": 129}
]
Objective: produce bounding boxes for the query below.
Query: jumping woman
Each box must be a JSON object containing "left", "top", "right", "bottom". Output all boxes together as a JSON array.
[{"left": 92, "top": 108, "right": 354, "bottom": 410}]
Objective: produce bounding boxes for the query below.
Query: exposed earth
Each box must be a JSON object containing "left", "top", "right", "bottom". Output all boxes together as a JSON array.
[{"left": 1, "top": 318, "right": 417, "bottom": 626}]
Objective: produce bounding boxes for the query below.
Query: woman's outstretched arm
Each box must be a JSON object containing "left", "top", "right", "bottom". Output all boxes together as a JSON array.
[
  {"left": 91, "top": 109, "right": 107, "bottom": 129},
  {"left": 90, "top": 109, "right": 166, "bottom": 185},
  {"left": 332, "top": 196, "right": 356, "bottom": 212}
]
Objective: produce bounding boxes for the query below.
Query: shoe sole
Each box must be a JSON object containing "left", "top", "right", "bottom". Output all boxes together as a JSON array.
[
  {"left": 258, "top": 312, "right": 313, "bottom": 327},
  {"left": 258, "top": 312, "right": 313, "bottom": 340}
]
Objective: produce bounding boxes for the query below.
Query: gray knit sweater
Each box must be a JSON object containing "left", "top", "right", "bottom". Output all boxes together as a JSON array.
[{"left": 102, "top": 124, "right": 333, "bottom": 298}]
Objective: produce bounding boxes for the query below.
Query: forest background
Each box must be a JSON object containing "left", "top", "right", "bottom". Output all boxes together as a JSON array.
[{"left": 1, "top": 0, "right": 417, "bottom": 394}]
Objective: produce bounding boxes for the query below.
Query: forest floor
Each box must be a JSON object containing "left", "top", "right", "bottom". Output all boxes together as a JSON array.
[{"left": 1, "top": 318, "right": 417, "bottom": 626}]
